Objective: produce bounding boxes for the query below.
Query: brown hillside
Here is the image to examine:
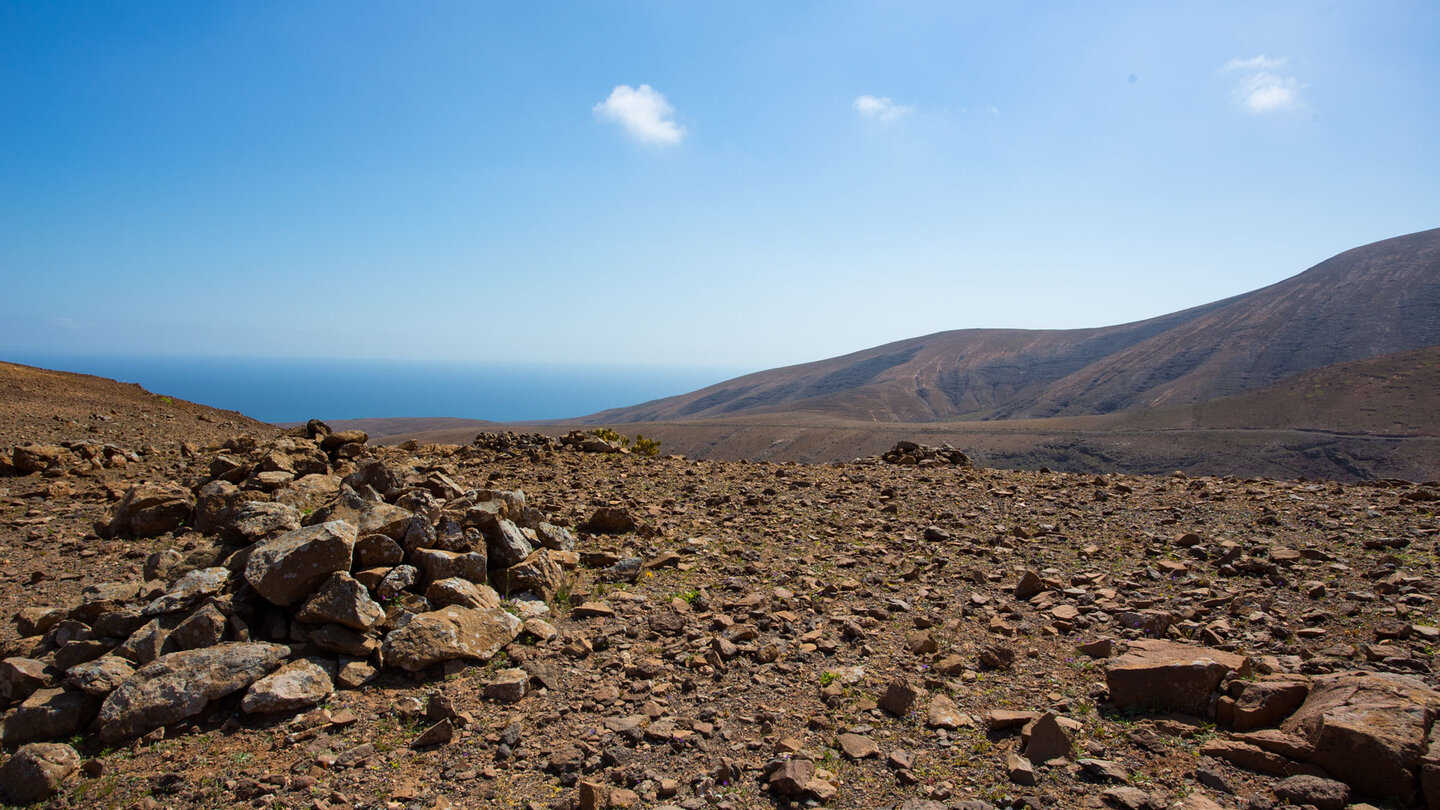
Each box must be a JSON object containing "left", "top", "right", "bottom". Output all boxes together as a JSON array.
[
  {"left": 581, "top": 228, "right": 1440, "bottom": 424},
  {"left": 0, "top": 361, "right": 276, "bottom": 451}
]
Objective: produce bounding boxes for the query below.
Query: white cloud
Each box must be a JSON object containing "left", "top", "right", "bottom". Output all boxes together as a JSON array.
[
  {"left": 1221, "top": 56, "right": 1305, "bottom": 114},
  {"left": 853, "top": 94, "right": 912, "bottom": 123},
  {"left": 1221, "top": 55, "right": 1287, "bottom": 72},
  {"left": 593, "top": 84, "right": 685, "bottom": 145},
  {"left": 1234, "top": 72, "right": 1305, "bottom": 113}
]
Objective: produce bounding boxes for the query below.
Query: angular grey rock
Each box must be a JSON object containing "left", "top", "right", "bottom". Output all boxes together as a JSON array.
[
  {"left": 411, "top": 718, "right": 454, "bottom": 748},
  {"left": 241, "top": 659, "right": 333, "bottom": 714},
  {"left": 244, "top": 521, "right": 357, "bottom": 607},
  {"left": 114, "top": 618, "right": 169, "bottom": 666},
  {"left": 144, "top": 549, "right": 187, "bottom": 585},
  {"left": 1106, "top": 639, "right": 1249, "bottom": 716},
  {"left": 582, "top": 506, "right": 636, "bottom": 534},
  {"left": 479, "top": 515, "right": 532, "bottom": 568},
  {"left": 483, "top": 668, "right": 529, "bottom": 703},
  {"left": 534, "top": 522, "right": 577, "bottom": 552},
  {"left": 296, "top": 571, "right": 385, "bottom": 630},
  {"left": 309, "top": 485, "right": 411, "bottom": 538},
  {"left": 144, "top": 567, "right": 230, "bottom": 615},
  {"left": 769, "top": 757, "right": 817, "bottom": 796},
  {"left": 104, "top": 482, "right": 195, "bottom": 538},
  {"left": 491, "top": 548, "right": 565, "bottom": 600},
  {"left": 0, "top": 743, "right": 81, "bottom": 804},
  {"left": 228, "top": 501, "right": 302, "bottom": 544},
  {"left": 169, "top": 603, "right": 228, "bottom": 651},
  {"left": 70, "top": 580, "right": 141, "bottom": 624},
  {"left": 0, "top": 657, "right": 49, "bottom": 703},
  {"left": 377, "top": 564, "right": 421, "bottom": 599},
  {"left": 1, "top": 687, "right": 97, "bottom": 745},
  {"left": 195, "top": 480, "right": 247, "bottom": 534},
  {"left": 1281, "top": 670, "right": 1440, "bottom": 799},
  {"left": 12, "top": 444, "right": 69, "bottom": 473},
  {"left": 96, "top": 641, "right": 289, "bottom": 743},
  {"left": 381, "top": 606, "right": 520, "bottom": 672},
  {"left": 341, "top": 460, "right": 402, "bottom": 500},
  {"left": 411, "top": 548, "right": 487, "bottom": 586},
  {"left": 66, "top": 655, "right": 136, "bottom": 697},
  {"left": 879, "top": 677, "right": 919, "bottom": 716},
  {"left": 354, "top": 533, "right": 405, "bottom": 568},
  {"left": 425, "top": 578, "right": 502, "bottom": 611},
  {"left": 1022, "top": 712, "right": 1072, "bottom": 764},
  {"left": 1272, "top": 774, "right": 1349, "bottom": 810},
  {"left": 307, "top": 623, "right": 379, "bottom": 658}
]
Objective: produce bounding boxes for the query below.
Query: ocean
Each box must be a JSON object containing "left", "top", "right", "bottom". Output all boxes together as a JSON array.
[{"left": 7, "top": 354, "right": 750, "bottom": 424}]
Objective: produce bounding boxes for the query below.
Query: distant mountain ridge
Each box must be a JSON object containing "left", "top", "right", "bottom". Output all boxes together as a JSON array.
[{"left": 583, "top": 228, "right": 1440, "bottom": 424}]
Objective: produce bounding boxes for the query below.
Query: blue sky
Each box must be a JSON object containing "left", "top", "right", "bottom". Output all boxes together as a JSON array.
[{"left": 2, "top": 1, "right": 1437, "bottom": 371}]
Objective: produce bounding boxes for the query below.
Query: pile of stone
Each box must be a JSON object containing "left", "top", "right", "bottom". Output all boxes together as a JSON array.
[
  {"left": 2, "top": 442, "right": 143, "bottom": 477},
  {"left": 559, "top": 430, "right": 625, "bottom": 454},
  {"left": 875, "top": 440, "right": 971, "bottom": 467},
  {"left": 469, "top": 431, "right": 561, "bottom": 455},
  {"left": 0, "top": 421, "right": 579, "bottom": 751}
]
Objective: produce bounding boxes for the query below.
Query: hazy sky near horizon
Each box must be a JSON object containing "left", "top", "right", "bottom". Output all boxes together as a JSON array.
[{"left": 3, "top": 1, "right": 1437, "bottom": 371}]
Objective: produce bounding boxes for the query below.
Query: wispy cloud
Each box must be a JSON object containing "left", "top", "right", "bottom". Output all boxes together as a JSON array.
[
  {"left": 853, "top": 94, "right": 912, "bottom": 123},
  {"left": 1221, "top": 55, "right": 1287, "bottom": 73},
  {"left": 1221, "top": 55, "right": 1305, "bottom": 114},
  {"left": 594, "top": 84, "right": 685, "bottom": 145}
]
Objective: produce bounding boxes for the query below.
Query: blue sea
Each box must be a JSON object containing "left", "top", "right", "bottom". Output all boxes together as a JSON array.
[{"left": 7, "top": 354, "right": 750, "bottom": 424}]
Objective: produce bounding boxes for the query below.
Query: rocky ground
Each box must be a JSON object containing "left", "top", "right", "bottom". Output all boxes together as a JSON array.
[{"left": 3, "top": 370, "right": 1440, "bottom": 810}]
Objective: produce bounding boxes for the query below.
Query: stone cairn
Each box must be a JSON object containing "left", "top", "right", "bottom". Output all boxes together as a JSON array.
[
  {"left": 874, "top": 440, "right": 972, "bottom": 467},
  {"left": 0, "top": 420, "right": 579, "bottom": 753}
]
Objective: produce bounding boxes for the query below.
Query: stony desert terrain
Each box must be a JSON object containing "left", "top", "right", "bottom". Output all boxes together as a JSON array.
[{"left": 4, "top": 363, "right": 1440, "bottom": 810}]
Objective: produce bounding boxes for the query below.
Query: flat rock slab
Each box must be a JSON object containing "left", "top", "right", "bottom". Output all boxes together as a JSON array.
[
  {"left": 837, "top": 733, "right": 879, "bottom": 759},
  {"left": 1106, "top": 639, "right": 1248, "bottom": 716},
  {"left": 1281, "top": 670, "right": 1440, "bottom": 798},
  {"left": 380, "top": 606, "right": 520, "bottom": 671},
  {"left": 97, "top": 642, "right": 290, "bottom": 743}
]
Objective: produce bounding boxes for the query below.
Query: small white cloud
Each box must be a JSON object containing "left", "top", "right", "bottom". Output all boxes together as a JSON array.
[
  {"left": 1221, "top": 56, "right": 1305, "bottom": 114},
  {"left": 1234, "top": 72, "right": 1305, "bottom": 113},
  {"left": 1221, "top": 55, "right": 1287, "bottom": 72},
  {"left": 853, "top": 94, "right": 912, "bottom": 123},
  {"left": 593, "top": 84, "right": 685, "bottom": 145},
  {"left": 49, "top": 317, "right": 77, "bottom": 330}
]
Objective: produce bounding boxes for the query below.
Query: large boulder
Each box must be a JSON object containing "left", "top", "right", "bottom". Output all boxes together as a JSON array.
[
  {"left": 0, "top": 687, "right": 97, "bottom": 745},
  {"left": 195, "top": 480, "right": 248, "bottom": 535},
  {"left": 0, "top": 743, "right": 81, "bottom": 804},
  {"left": 425, "top": 578, "right": 502, "bottom": 611},
  {"left": 381, "top": 606, "right": 520, "bottom": 672},
  {"left": 104, "top": 482, "right": 195, "bottom": 538},
  {"left": 478, "top": 515, "right": 532, "bottom": 568},
  {"left": 296, "top": 572, "right": 385, "bottom": 630},
  {"left": 1106, "top": 639, "right": 1248, "bottom": 716},
  {"left": 0, "top": 657, "right": 49, "bottom": 703},
  {"left": 12, "top": 444, "right": 69, "bottom": 474},
  {"left": 1281, "top": 670, "right": 1440, "bottom": 800},
  {"left": 227, "top": 501, "right": 302, "bottom": 544},
  {"left": 411, "top": 548, "right": 488, "bottom": 586},
  {"left": 243, "top": 521, "right": 357, "bottom": 607},
  {"left": 143, "top": 567, "right": 231, "bottom": 615},
  {"left": 491, "top": 548, "right": 565, "bottom": 600},
  {"left": 96, "top": 642, "right": 289, "bottom": 743},
  {"left": 241, "top": 659, "right": 333, "bottom": 714}
]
